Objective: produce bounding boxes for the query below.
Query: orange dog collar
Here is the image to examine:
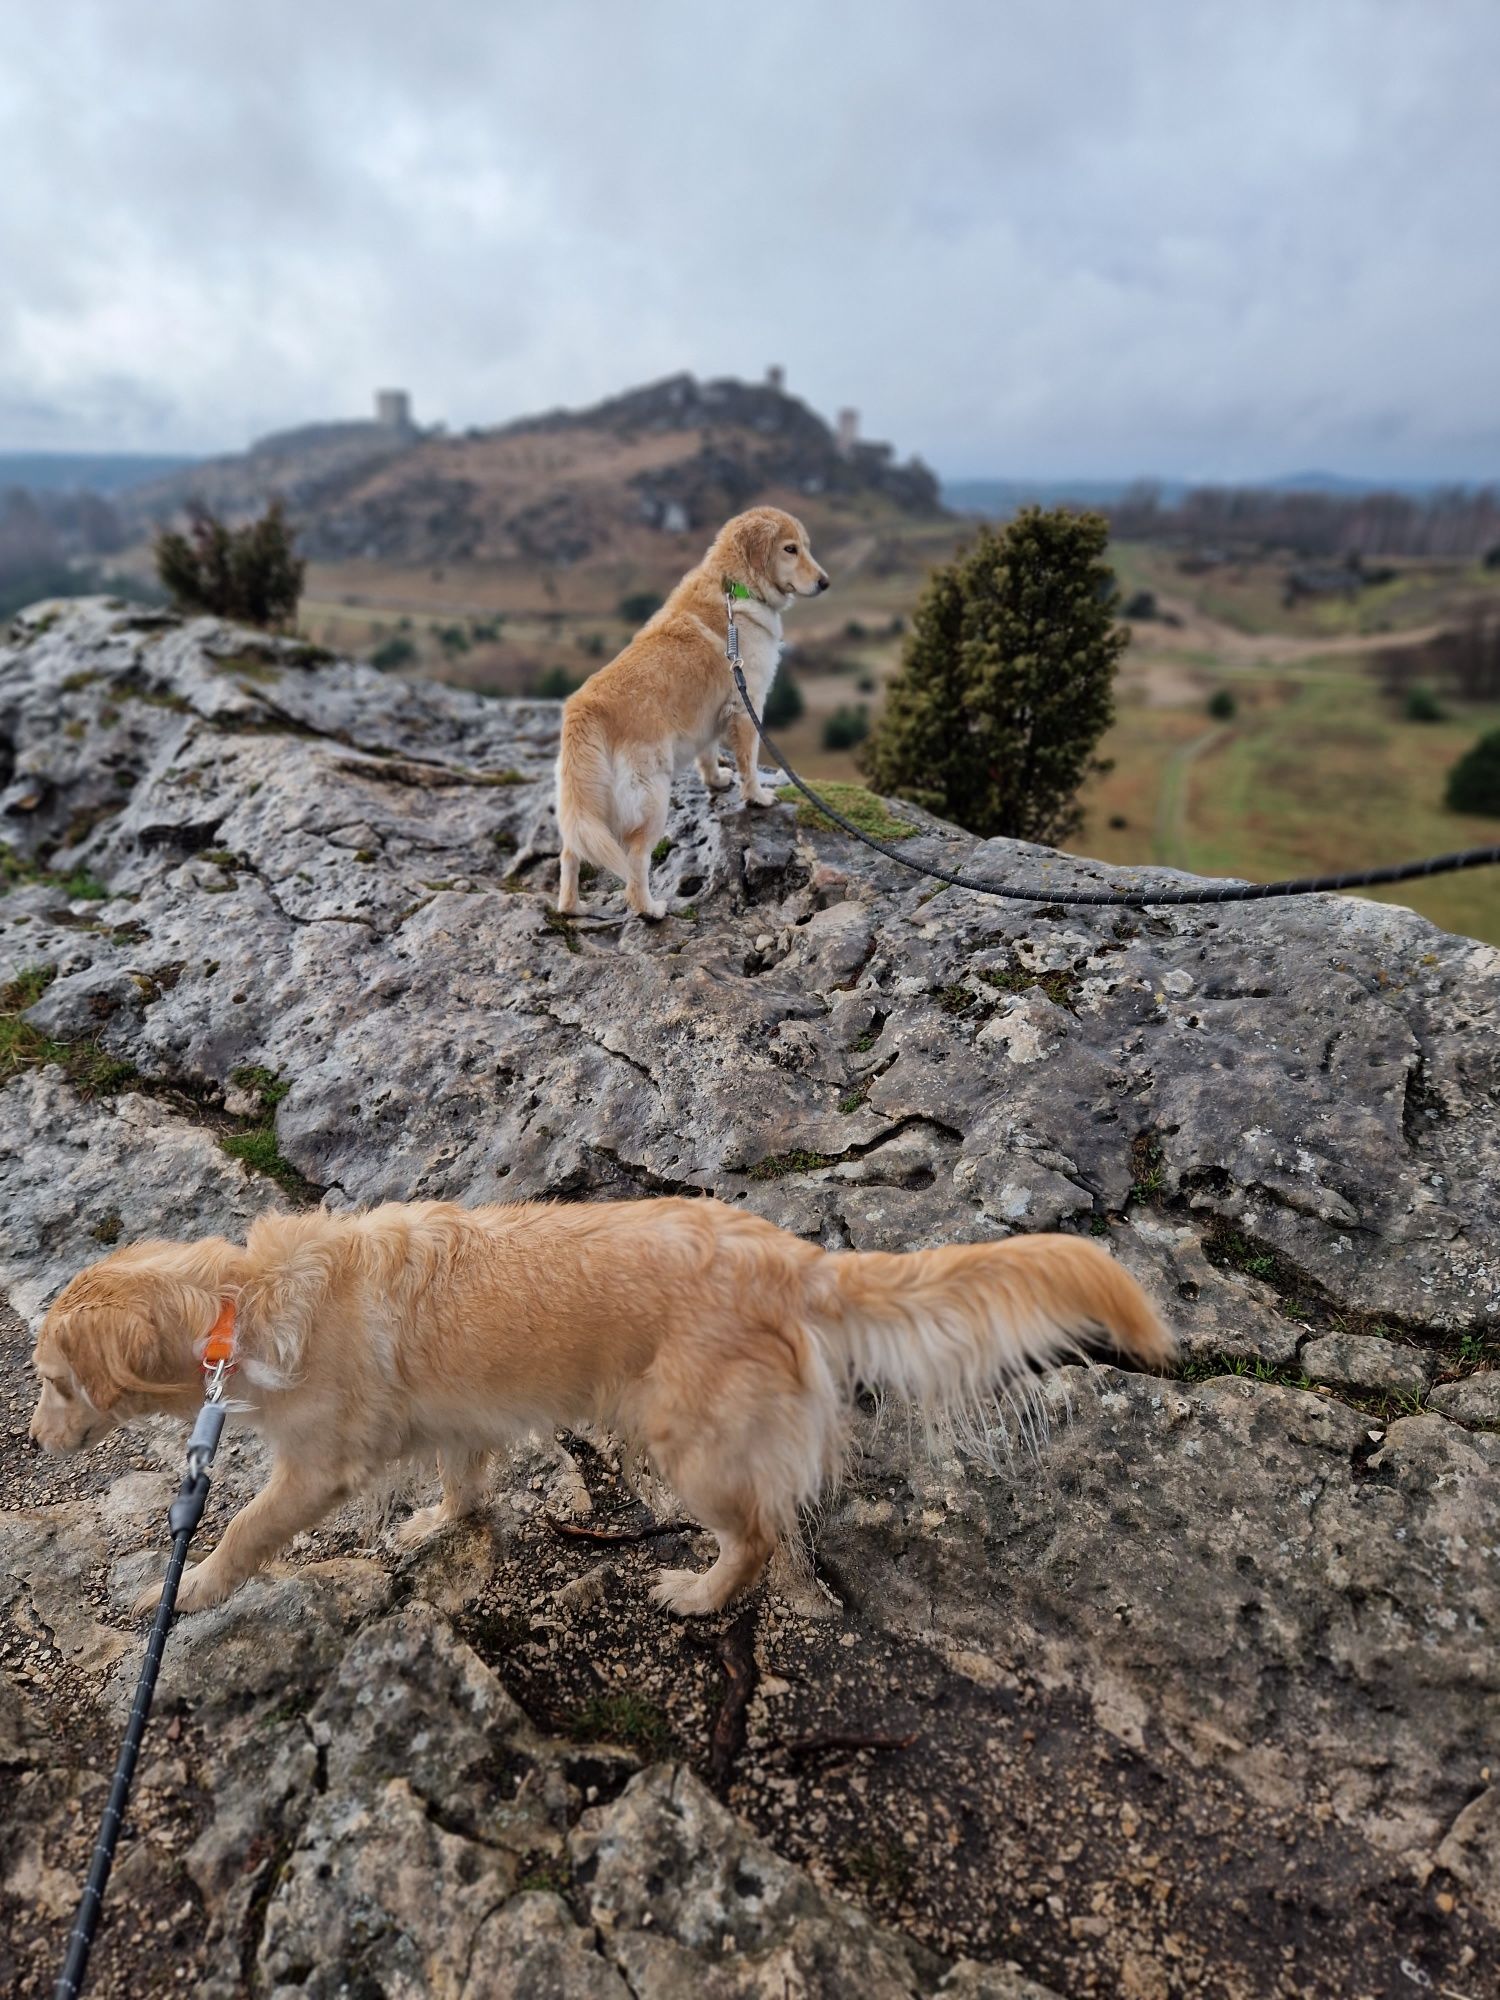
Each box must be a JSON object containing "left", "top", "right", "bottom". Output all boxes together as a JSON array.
[{"left": 202, "top": 1298, "right": 238, "bottom": 1371}]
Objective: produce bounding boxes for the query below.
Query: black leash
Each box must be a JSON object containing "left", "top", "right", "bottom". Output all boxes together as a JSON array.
[
  {"left": 725, "top": 624, "right": 1500, "bottom": 907},
  {"left": 55, "top": 1391, "right": 228, "bottom": 2000}
]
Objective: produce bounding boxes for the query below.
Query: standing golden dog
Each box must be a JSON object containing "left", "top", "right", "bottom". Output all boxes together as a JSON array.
[
  {"left": 556, "top": 506, "right": 828, "bottom": 919},
  {"left": 28, "top": 1198, "right": 1170, "bottom": 1619}
]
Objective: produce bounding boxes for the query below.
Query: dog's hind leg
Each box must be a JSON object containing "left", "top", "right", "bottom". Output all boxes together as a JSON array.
[
  {"left": 557, "top": 845, "right": 581, "bottom": 914},
  {"left": 623, "top": 776, "right": 671, "bottom": 920},
  {"left": 393, "top": 1448, "right": 492, "bottom": 1549}
]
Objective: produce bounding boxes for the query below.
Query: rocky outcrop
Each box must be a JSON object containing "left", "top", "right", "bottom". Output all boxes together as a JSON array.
[{"left": 2, "top": 600, "right": 1498, "bottom": 1998}]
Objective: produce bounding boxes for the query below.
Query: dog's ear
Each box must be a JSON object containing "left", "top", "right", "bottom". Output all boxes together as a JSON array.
[
  {"left": 53, "top": 1307, "right": 167, "bottom": 1410},
  {"left": 732, "top": 510, "right": 783, "bottom": 592}
]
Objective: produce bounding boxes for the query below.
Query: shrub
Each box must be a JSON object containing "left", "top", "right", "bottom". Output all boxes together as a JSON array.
[
  {"left": 1445, "top": 729, "right": 1500, "bottom": 816},
  {"left": 861, "top": 509, "right": 1128, "bottom": 843},
  {"left": 154, "top": 501, "right": 304, "bottom": 628},
  {"left": 1404, "top": 685, "right": 1445, "bottom": 723},
  {"left": 1207, "top": 688, "right": 1237, "bottom": 720},
  {"left": 619, "top": 590, "right": 664, "bottom": 624},
  {"left": 823, "top": 704, "right": 870, "bottom": 752},
  {"left": 762, "top": 671, "right": 805, "bottom": 728},
  {"left": 531, "top": 666, "right": 577, "bottom": 700},
  {"left": 370, "top": 635, "right": 416, "bottom": 671},
  {"left": 1124, "top": 589, "right": 1158, "bottom": 620}
]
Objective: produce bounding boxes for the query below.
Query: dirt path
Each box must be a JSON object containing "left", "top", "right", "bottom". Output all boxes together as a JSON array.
[{"left": 1152, "top": 721, "right": 1231, "bottom": 865}]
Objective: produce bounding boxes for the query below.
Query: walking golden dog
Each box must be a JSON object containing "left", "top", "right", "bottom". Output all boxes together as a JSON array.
[
  {"left": 555, "top": 506, "right": 828, "bottom": 918},
  {"left": 28, "top": 1198, "right": 1170, "bottom": 1618}
]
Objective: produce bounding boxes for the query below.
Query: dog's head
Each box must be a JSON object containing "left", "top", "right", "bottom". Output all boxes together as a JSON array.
[
  {"left": 721, "top": 508, "right": 829, "bottom": 608},
  {"left": 29, "top": 1246, "right": 219, "bottom": 1452}
]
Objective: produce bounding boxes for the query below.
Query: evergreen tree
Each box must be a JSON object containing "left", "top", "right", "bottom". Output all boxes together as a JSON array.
[
  {"left": 861, "top": 509, "right": 1128, "bottom": 844},
  {"left": 154, "top": 501, "right": 305, "bottom": 629},
  {"left": 1445, "top": 728, "right": 1500, "bottom": 817}
]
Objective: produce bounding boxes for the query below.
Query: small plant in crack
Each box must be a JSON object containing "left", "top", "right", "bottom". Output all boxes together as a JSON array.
[{"left": 1129, "top": 1131, "right": 1167, "bottom": 1205}]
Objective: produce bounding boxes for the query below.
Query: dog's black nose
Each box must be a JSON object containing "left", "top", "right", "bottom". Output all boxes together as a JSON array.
[{"left": 815, "top": 574, "right": 830, "bottom": 593}]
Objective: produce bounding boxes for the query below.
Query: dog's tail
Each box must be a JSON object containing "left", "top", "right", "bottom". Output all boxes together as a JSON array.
[
  {"left": 556, "top": 707, "right": 639, "bottom": 878},
  {"left": 803, "top": 1233, "right": 1172, "bottom": 1442}
]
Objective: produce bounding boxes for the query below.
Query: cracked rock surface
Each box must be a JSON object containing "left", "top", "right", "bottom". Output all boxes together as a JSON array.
[{"left": 3, "top": 600, "right": 1499, "bottom": 1998}]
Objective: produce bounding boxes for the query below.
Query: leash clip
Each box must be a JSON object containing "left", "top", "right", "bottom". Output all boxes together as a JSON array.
[
  {"left": 202, "top": 1356, "right": 233, "bottom": 1406},
  {"left": 723, "top": 586, "right": 741, "bottom": 667}
]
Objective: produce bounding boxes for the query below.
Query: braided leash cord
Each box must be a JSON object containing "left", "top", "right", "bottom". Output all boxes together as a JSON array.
[{"left": 730, "top": 665, "right": 1500, "bottom": 909}]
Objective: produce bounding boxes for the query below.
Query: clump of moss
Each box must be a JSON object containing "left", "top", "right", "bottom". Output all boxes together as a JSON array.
[
  {"left": 775, "top": 783, "right": 917, "bottom": 840},
  {"left": 978, "top": 960, "right": 1081, "bottom": 1011}
]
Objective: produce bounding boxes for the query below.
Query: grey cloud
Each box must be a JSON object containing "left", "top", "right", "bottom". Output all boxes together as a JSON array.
[{"left": 2, "top": 0, "right": 1497, "bottom": 478}]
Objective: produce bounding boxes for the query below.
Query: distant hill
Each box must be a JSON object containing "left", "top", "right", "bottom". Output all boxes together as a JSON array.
[
  {"left": 0, "top": 451, "right": 200, "bottom": 496},
  {"left": 120, "top": 374, "right": 942, "bottom": 564}
]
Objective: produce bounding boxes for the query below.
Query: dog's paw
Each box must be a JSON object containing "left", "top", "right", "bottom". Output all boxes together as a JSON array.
[
  {"left": 133, "top": 1563, "right": 223, "bottom": 1621},
  {"left": 700, "top": 763, "right": 733, "bottom": 791},
  {"left": 130, "top": 1576, "right": 168, "bottom": 1622},
  {"left": 745, "top": 787, "right": 778, "bottom": 809},
  {"left": 630, "top": 897, "right": 667, "bottom": 922},
  {"left": 650, "top": 1567, "right": 719, "bottom": 1617}
]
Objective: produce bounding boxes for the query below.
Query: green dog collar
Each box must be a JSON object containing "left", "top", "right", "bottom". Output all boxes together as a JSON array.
[{"left": 724, "top": 579, "right": 756, "bottom": 603}]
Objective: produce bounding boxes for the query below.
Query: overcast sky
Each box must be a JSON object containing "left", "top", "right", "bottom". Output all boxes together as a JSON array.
[{"left": 2, "top": 0, "right": 1497, "bottom": 480}]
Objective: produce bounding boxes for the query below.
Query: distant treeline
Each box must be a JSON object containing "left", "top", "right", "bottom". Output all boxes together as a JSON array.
[
  {"left": 0, "top": 485, "right": 131, "bottom": 619},
  {"left": 1105, "top": 482, "right": 1500, "bottom": 561}
]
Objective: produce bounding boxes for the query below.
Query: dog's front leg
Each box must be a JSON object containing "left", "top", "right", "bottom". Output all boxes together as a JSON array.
[
  {"left": 130, "top": 1457, "right": 350, "bottom": 1619},
  {"left": 726, "top": 710, "right": 777, "bottom": 807},
  {"left": 393, "top": 1448, "right": 492, "bottom": 1548}
]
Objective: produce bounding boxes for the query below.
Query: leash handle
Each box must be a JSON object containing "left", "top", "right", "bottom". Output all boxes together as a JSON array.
[{"left": 54, "top": 1404, "right": 224, "bottom": 2000}]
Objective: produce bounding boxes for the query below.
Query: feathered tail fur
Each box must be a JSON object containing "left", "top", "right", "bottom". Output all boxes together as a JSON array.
[{"left": 803, "top": 1233, "right": 1172, "bottom": 1458}]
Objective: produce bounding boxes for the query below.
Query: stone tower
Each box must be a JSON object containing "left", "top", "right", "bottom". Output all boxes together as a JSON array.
[
  {"left": 836, "top": 407, "right": 860, "bottom": 453},
  {"left": 375, "top": 389, "right": 412, "bottom": 431},
  {"left": 765, "top": 364, "right": 785, "bottom": 393}
]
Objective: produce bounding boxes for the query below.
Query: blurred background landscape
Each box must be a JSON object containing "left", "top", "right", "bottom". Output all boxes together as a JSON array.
[{"left": 3, "top": 2, "right": 1497, "bottom": 940}]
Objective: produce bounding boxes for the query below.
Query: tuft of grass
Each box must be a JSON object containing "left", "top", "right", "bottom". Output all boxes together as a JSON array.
[
  {"left": 749, "top": 1148, "right": 836, "bottom": 1180},
  {"left": 651, "top": 837, "right": 673, "bottom": 864},
  {"left": 220, "top": 1127, "right": 306, "bottom": 1194},
  {"left": 838, "top": 1085, "right": 869, "bottom": 1115},
  {"left": 1129, "top": 1131, "right": 1167, "bottom": 1205},
  {"left": 0, "top": 965, "right": 139, "bottom": 1098},
  {"left": 937, "top": 983, "right": 978, "bottom": 1015},
  {"left": 567, "top": 1692, "right": 672, "bottom": 1759},
  {"left": 0, "top": 843, "right": 110, "bottom": 902},
  {"left": 543, "top": 909, "right": 582, "bottom": 954},
  {"left": 775, "top": 782, "right": 917, "bottom": 841},
  {"left": 212, "top": 650, "right": 283, "bottom": 685},
  {"left": 845, "top": 1839, "right": 913, "bottom": 1900}
]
